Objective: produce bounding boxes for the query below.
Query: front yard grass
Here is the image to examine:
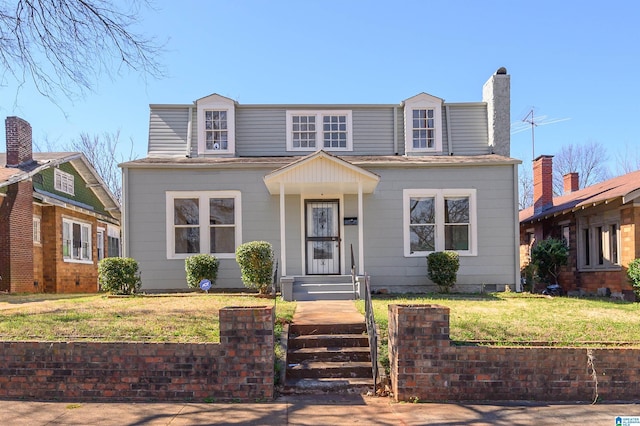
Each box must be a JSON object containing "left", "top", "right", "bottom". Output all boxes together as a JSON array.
[
  {"left": 0, "top": 293, "right": 296, "bottom": 343},
  {"left": 356, "top": 292, "right": 640, "bottom": 346}
]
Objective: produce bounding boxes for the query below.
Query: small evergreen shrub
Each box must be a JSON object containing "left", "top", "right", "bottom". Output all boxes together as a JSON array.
[
  {"left": 98, "top": 257, "right": 142, "bottom": 295},
  {"left": 235, "top": 241, "right": 274, "bottom": 294},
  {"left": 427, "top": 251, "right": 460, "bottom": 293},
  {"left": 185, "top": 254, "right": 219, "bottom": 289},
  {"left": 628, "top": 258, "right": 640, "bottom": 300},
  {"left": 531, "top": 238, "right": 568, "bottom": 284}
]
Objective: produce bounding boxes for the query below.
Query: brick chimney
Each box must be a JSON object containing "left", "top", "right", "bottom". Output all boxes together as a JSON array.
[
  {"left": 533, "top": 155, "right": 554, "bottom": 215},
  {"left": 5, "top": 116, "right": 33, "bottom": 167},
  {"left": 563, "top": 172, "right": 579, "bottom": 193},
  {"left": 482, "top": 67, "right": 511, "bottom": 157}
]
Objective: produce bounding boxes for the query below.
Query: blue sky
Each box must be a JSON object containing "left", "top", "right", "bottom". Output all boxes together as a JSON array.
[{"left": 2, "top": 0, "right": 638, "bottom": 172}]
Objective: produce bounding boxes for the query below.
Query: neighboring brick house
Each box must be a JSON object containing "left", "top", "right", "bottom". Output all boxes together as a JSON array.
[
  {"left": 519, "top": 155, "right": 640, "bottom": 296},
  {"left": 0, "top": 117, "right": 121, "bottom": 293}
]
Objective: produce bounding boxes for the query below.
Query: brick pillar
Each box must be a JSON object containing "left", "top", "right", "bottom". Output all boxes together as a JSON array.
[
  {"left": 5, "top": 116, "right": 33, "bottom": 167},
  {"left": 533, "top": 155, "right": 554, "bottom": 215},
  {"left": 0, "top": 180, "right": 34, "bottom": 292},
  {"left": 563, "top": 172, "right": 579, "bottom": 193},
  {"left": 388, "top": 304, "right": 450, "bottom": 402},
  {"left": 219, "top": 306, "right": 274, "bottom": 400}
]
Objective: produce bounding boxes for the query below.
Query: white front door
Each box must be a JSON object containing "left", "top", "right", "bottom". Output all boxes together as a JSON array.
[{"left": 306, "top": 200, "right": 340, "bottom": 274}]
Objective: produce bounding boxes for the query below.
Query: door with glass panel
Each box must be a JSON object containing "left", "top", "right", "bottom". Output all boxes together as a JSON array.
[{"left": 305, "top": 200, "right": 340, "bottom": 274}]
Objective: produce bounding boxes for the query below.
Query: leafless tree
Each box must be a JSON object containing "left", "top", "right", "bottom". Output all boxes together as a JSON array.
[
  {"left": 518, "top": 165, "right": 534, "bottom": 209},
  {"left": 552, "top": 141, "right": 611, "bottom": 195},
  {"left": 0, "top": 0, "right": 163, "bottom": 101},
  {"left": 615, "top": 143, "right": 640, "bottom": 174},
  {"left": 64, "top": 131, "right": 135, "bottom": 203}
]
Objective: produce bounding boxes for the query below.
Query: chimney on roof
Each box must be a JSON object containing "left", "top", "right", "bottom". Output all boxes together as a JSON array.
[
  {"left": 533, "top": 155, "right": 554, "bottom": 215},
  {"left": 5, "top": 116, "right": 33, "bottom": 168},
  {"left": 563, "top": 172, "right": 579, "bottom": 193},
  {"left": 482, "top": 67, "right": 511, "bottom": 157}
]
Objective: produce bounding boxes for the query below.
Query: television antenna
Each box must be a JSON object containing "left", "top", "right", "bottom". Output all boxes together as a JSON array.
[{"left": 511, "top": 108, "right": 570, "bottom": 160}]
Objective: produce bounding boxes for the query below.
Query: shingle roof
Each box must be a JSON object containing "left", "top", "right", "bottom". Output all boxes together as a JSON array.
[{"left": 519, "top": 169, "right": 640, "bottom": 223}]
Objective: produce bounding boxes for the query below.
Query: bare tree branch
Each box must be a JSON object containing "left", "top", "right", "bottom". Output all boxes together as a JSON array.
[
  {"left": 519, "top": 165, "right": 533, "bottom": 209},
  {"left": 615, "top": 143, "right": 640, "bottom": 175},
  {"left": 552, "top": 141, "right": 611, "bottom": 195},
  {"left": 0, "top": 0, "right": 164, "bottom": 101}
]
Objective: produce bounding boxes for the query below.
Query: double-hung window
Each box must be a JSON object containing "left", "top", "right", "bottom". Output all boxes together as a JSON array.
[
  {"left": 578, "top": 216, "right": 620, "bottom": 270},
  {"left": 404, "top": 189, "right": 477, "bottom": 256},
  {"left": 403, "top": 94, "right": 443, "bottom": 154},
  {"left": 54, "top": 169, "right": 75, "bottom": 195},
  {"left": 196, "top": 95, "right": 235, "bottom": 155},
  {"left": 204, "top": 110, "right": 228, "bottom": 151},
  {"left": 33, "top": 216, "right": 41, "bottom": 244},
  {"left": 62, "top": 218, "right": 92, "bottom": 262},
  {"left": 286, "top": 110, "right": 352, "bottom": 151},
  {"left": 166, "top": 191, "right": 241, "bottom": 259}
]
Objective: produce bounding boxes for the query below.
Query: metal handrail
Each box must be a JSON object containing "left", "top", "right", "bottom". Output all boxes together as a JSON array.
[{"left": 364, "top": 275, "right": 378, "bottom": 392}]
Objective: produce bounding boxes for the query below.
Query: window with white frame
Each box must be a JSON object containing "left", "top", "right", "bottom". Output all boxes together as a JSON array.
[
  {"left": 97, "top": 228, "right": 105, "bottom": 261},
  {"left": 403, "top": 189, "right": 477, "bottom": 256},
  {"left": 54, "top": 168, "right": 75, "bottom": 195},
  {"left": 403, "top": 94, "right": 443, "bottom": 153},
  {"left": 107, "top": 225, "right": 121, "bottom": 257},
  {"left": 166, "top": 191, "right": 241, "bottom": 259},
  {"left": 62, "top": 218, "right": 91, "bottom": 262},
  {"left": 286, "top": 110, "right": 352, "bottom": 151},
  {"left": 196, "top": 95, "right": 235, "bottom": 155},
  {"left": 578, "top": 216, "right": 620, "bottom": 270},
  {"left": 33, "top": 216, "right": 41, "bottom": 244}
]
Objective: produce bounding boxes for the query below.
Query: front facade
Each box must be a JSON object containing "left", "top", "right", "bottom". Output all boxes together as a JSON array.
[
  {"left": 122, "top": 68, "right": 520, "bottom": 295},
  {"left": 519, "top": 155, "right": 640, "bottom": 296},
  {"left": 0, "top": 117, "right": 121, "bottom": 293}
]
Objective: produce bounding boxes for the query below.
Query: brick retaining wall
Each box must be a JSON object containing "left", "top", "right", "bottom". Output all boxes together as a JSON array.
[
  {"left": 0, "top": 306, "right": 274, "bottom": 402},
  {"left": 389, "top": 304, "right": 640, "bottom": 402}
]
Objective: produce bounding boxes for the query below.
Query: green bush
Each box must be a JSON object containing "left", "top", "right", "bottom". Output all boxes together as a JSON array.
[
  {"left": 628, "top": 258, "right": 640, "bottom": 300},
  {"left": 235, "top": 241, "right": 274, "bottom": 294},
  {"left": 427, "top": 251, "right": 460, "bottom": 293},
  {"left": 98, "top": 257, "right": 142, "bottom": 295},
  {"left": 531, "top": 238, "right": 568, "bottom": 284},
  {"left": 185, "top": 254, "right": 219, "bottom": 289}
]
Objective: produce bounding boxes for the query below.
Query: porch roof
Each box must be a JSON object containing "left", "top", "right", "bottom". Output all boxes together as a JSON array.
[{"left": 263, "top": 150, "right": 380, "bottom": 195}]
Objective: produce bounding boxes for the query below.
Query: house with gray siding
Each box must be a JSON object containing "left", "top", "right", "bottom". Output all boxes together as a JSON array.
[{"left": 121, "top": 68, "right": 521, "bottom": 298}]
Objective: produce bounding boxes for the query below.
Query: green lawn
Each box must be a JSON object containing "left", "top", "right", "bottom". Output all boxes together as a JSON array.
[
  {"left": 356, "top": 292, "right": 640, "bottom": 346},
  {"left": 0, "top": 293, "right": 296, "bottom": 343}
]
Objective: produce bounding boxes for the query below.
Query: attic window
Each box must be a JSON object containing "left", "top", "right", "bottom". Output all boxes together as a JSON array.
[
  {"left": 286, "top": 110, "right": 353, "bottom": 151},
  {"left": 204, "top": 110, "right": 228, "bottom": 150},
  {"left": 54, "top": 169, "right": 74, "bottom": 195},
  {"left": 196, "top": 95, "right": 236, "bottom": 155},
  {"left": 403, "top": 94, "right": 443, "bottom": 154}
]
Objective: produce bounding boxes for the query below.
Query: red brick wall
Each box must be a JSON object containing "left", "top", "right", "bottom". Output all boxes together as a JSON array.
[
  {"left": 0, "top": 306, "right": 274, "bottom": 401},
  {"left": 533, "top": 155, "right": 554, "bottom": 215},
  {"left": 5, "top": 116, "right": 33, "bottom": 167},
  {"left": 389, "top": 304, "right": 640, "bottom": 402},
  {"left": 0, "top": 181, "right": 34, "bottom": 293}
]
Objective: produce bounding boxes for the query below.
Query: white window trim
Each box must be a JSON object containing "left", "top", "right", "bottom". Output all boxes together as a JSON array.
[
  {"left": 62, "top": 217, "right": 92, "bottom": 264},
  {"left": 577, "top": 216, "right": 621, "bottom": 271},
  {"left": 197, "top": 98, "right": 235, "bottom": 155},
  {"left": 286, "top": 110, "right": 353, "bottom": 152},
  {"left": 54, "top": 168, "right": 75, "bottom": 195},
  {"left": 97, "top": 227, "right": 105, "bottom": 261},
  {"left": 33, "top": 216, "right": 41, "bottom": 245},
  {"left": 166, "top": 190, "right": 242, "bottom": 260},
  {"left": 403, "top": 189, "right": 477, "bottom": 257},
  {"left": 403, "top": 95, "right": 443, "bottom": 154}
]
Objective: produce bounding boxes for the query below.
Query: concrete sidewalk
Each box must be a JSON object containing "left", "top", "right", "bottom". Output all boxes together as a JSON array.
[{"left": 1, "top": 394, "right": 638, "bottom": 425}]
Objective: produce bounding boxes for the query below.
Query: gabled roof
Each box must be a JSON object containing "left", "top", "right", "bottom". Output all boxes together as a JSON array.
[
  {"left": 0, "top": 152, "right": 121, "bottom": 220},
  {"left": 519, "top": 169, "right": 640, "bottom": 223}
]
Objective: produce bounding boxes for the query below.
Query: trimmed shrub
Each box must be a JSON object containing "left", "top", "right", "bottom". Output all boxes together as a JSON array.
[
  {"left": 98, "top": 257, "right": 142, "bottom": 295},
  {"left": 628, "top": 258, "right": 640, "bottom": 300},
  {"left": 531, "top": 238, "right": 568, "bottom": 284},
  {"left": 235, "top": 241, "right": 274, "bottom": 294},
  {"left": 427, "top": 251, "right": 460, "bottom": 293},
  {"left": 185, "top": 254, "right": 219, "bottom": 289}
]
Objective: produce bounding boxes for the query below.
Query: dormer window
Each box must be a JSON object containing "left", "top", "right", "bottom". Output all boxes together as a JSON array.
[
  {"left": 197, "top": 94, "right": 235, "bottom": 155},
  {"left": 403, "top": 93, "right": 443, "bottom": 154},
  {"left": 286, "top": 110, "right": 352, "bottom": 152}
]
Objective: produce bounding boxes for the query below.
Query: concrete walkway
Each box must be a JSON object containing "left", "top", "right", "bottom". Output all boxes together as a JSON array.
[
  {"left": 291, "top": 300, "right": 365, "bottom": 325},
  {"left": 1, "top": 395, "right": 638, "bottom": 425}
]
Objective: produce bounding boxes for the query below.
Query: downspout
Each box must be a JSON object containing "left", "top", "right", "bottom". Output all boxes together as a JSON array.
[
  {"left": 446, "top": 105, "right": 453, "bottom": 155},
  {"left": 513, "top": 163, "right": 521, "bottom": 292},
  {"left": 186, "top": 106, "right": 193, "bottom": 157},
  {"left": 393, "top": 106, "right": 398, "bottom": 155}
]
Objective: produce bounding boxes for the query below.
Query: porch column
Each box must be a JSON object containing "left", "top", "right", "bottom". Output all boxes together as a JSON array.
[
  {"left": 279, "top": 182, "right": 286, "bottom": 276},
  {"left": 358, "top": 182, "right": 364, "bottom": 275}
]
